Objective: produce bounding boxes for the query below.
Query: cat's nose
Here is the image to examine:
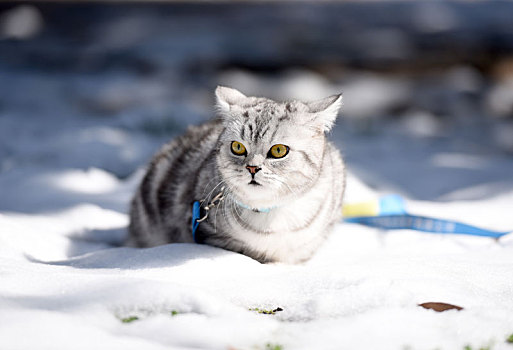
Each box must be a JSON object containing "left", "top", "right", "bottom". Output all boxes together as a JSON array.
[{"left": 246, "top": 165, "right": 261, "bottom": 175}]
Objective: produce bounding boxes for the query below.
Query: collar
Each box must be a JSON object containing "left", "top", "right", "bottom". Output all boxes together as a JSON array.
[
  {"left": 233, "top": 199, "right": 276, "bottom": 213},
  {"left": 192, "top": 187, "right": 276, "bottom": 243}
]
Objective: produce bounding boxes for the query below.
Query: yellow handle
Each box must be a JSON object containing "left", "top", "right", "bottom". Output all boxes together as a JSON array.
[{"left": 342, "top": 200, "right": 379, "bottom": 217}]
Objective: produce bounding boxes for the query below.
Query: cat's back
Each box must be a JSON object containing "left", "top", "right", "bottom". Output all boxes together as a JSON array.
[
  {"left": 128, "top": 119, "right": 223, "bottom": 247},
  {"left": 155, "top": 118, "right": 222, "bottom": 170}
]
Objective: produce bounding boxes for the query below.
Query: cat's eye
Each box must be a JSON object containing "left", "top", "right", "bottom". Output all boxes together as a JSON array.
[
  {"left": 268, "top": 144, "right": 289, "bottom": 159},
  {"left": 231, "top": 141, "right": 247, "bottom": 156}
]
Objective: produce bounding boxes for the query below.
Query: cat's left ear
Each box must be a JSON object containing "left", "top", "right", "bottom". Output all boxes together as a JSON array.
[
  {"left": 215, "top": 86, "right": 247, "bottom": 113},
  {"left": 305, "top": 94, "right": 343, "bottom": 132}
]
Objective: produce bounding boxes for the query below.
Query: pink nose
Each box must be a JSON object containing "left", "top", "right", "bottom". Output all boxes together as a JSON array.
[{"left": 246, "top": 165, "right": 261, "bottom": 175}]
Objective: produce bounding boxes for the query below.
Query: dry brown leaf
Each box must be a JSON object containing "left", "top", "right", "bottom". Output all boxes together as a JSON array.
[{"left": 418, "top": 302, "right": 464, "bottom": 312}]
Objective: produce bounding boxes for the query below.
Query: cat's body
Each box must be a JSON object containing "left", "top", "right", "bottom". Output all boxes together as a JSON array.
[{"left": 128, "top": 87, "right": 345, "bottom": 263}]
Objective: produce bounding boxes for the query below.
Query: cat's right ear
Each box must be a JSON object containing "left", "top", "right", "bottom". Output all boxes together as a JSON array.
[
  {"left": 215, "top": 86, "right": 247, "bottom": 113},
  {"left": 305, "top": 94, "right": 343, "bottom": 133}
]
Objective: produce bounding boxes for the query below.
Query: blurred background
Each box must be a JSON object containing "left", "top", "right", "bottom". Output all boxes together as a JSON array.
[{"left": 1, "top": 1, "right": 513, "bottom": 209}]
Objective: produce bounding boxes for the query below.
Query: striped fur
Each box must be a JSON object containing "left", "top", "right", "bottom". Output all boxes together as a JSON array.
[{"left": 127, "top": 86, "right": 345, "bottom": 263}]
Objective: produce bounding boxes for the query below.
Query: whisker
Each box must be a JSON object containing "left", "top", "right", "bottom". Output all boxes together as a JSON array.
[
  {"left": 202, "top": 180, "right": 225, "bottom": 204},
  {"left": 229, "top": 195, "right": 244, "bottom": 223},
  {"left": 274, "top": 177, "right": 299, "bottom": 198},
  {"left": 214, "top": 196, "right": 220, "bottom": 234},
  {"left": 201, "top": 175, "right": 222, "bottom": 198},
  {"left": 220, "top": 193, "right": 234, "bottom": 233},
  {"left": 201, "top": 174, "right": 238, "bottom": 203},
  {"left": 209, "top": 178, "right": 238, "bottom": 234}
]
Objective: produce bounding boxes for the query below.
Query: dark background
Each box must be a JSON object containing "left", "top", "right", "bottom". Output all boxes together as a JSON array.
[{"left": 1, "top": 1, "right": 513, "bottom": 203}]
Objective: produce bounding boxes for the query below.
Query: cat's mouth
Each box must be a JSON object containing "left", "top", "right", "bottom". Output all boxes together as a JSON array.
[{"left": 248, "top": 180, "right": 262, "bottom": 186}]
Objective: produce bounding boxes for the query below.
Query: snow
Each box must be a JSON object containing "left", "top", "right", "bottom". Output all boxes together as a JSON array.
[
  {"left": 1, "top": 161, "right": 513, "bottom": 350},
  {"left": 1, "top": 60, "right": 513, "bottom": 349}
]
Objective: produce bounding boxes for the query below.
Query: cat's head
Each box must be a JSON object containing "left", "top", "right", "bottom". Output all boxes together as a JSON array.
[{"left": 215, "top": 86, "right": 342, "bottom": 209}]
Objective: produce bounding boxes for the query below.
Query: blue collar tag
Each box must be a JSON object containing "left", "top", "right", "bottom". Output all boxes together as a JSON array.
[
  {"left": 192, "top": 201, "right": 201, "bottom": 243},
  {"left": 191, "top": 188, "right": 225, "bottom": 244}
]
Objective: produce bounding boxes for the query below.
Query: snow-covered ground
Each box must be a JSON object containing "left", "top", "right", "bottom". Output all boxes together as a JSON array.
[
  {"left": 1, "top": 165, "right": 513, "bottom": 350},
  {"left": 1, "top": 9, "right": 513, "bottom": 346}
]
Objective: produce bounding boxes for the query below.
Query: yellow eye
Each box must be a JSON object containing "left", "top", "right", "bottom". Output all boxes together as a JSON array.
[
  {"left": 268, "top": 144, "right": 289, "bottom": 159},
  {"left": 231, "top": 141, "right": 247, "bottom": 156}
]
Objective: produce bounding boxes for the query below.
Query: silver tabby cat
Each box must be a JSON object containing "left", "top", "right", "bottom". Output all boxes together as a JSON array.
[{"left": 128, "top": 86, "right": 346, "bottom": 263}]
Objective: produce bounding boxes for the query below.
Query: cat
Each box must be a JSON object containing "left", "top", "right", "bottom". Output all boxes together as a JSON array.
[{"left": 127, "top": 86, "right": 346, "bottom": 263}]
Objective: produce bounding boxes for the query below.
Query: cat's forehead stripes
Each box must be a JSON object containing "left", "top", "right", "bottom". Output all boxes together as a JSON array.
[{"left": 239, "top": 101, "right": 291, "bottom": 143}]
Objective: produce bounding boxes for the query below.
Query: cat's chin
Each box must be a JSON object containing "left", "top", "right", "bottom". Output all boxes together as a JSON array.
[{"left": 228, "top": 182, "right": 281, "bottom": 209}]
